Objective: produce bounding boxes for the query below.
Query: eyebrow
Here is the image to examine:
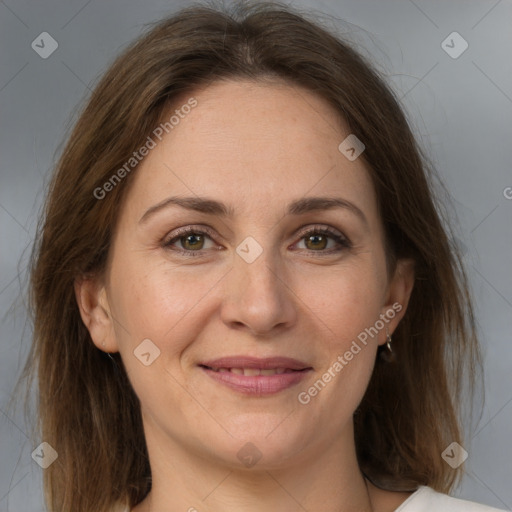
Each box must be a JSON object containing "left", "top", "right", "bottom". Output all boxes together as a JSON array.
[{"left": 139, "top": 195, "right": 368, "bottom": 227}]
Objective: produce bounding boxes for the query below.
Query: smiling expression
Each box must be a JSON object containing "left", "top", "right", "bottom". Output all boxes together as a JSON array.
[{"left": 79, "top": 78, "right": 413, "bottom": 472}]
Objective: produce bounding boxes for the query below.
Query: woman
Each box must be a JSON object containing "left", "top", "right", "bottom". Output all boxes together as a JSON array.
[{"left": 20, "top": 2, "right": 506, "bottom": 511}]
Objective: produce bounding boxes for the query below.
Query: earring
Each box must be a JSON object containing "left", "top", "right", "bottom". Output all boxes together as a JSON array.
[{"left": 381, "top": 326, "right": 396, "bottom": 363}]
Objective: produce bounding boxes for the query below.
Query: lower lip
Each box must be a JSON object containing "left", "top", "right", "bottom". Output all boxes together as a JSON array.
[{"left": 200, "top": 367, "right": 310, "bottom": 395}]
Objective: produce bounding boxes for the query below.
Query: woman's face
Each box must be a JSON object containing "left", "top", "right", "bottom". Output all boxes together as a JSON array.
[{"left": 79, "top": 79, "right": 414, "bottom": 471}]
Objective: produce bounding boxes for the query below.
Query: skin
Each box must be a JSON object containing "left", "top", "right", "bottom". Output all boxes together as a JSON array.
[{"left": 76, "top": 79, "right": 416, "bottom": 512}]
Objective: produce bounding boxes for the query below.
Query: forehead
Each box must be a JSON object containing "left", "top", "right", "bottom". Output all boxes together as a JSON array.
[{"left": 122, "top": 79, "right": 377, "bottom": 222}]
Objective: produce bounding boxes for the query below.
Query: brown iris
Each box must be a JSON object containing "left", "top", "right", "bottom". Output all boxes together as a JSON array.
[
  {"left": 181, "top": 233, "right": 205, "bottom": 250},
  {"left": 304, "top": 233, "right": 328, "bottom": 250}
]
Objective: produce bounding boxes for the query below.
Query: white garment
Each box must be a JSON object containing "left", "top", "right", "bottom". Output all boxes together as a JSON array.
[
  {"left": 396, "top": 486, "right": 507, "bottom": 511},
  {"left": 117, "top": 485, "right": 508, "bottom": 511}
]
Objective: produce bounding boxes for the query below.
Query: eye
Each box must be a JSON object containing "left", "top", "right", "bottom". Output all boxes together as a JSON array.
[
  {"left": 293, "top": 225, "right": 352, "bottom": 255},
  {"left": 162, "top": 226, "right": 218, "bottom": 256}
]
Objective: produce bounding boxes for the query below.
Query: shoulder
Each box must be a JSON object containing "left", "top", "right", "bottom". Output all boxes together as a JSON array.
[{"left": 396, "top": 486, "right": 508, "bottom": 512}]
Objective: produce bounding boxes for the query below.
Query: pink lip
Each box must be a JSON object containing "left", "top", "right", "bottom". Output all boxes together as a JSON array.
[{"left": 199, "top": 356, "right": 313, "bottom": 396}]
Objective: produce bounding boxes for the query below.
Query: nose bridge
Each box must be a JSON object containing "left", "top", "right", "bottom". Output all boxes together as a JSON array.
[
  {"left": 235, "top": 238, "right": 283, "bottom": 305},
  {"left": 240, "top": 248, "right": 279, "bottom": 294},
  {"left": 233, "top": 228, "right": 278, "bottom": 282},
  {"left": 221, "top": 235, "right": 295, "bottom": 335}
]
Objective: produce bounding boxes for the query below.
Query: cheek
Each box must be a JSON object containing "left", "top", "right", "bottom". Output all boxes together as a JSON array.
[
  {"left": 108, "top": 263, "right": 214, "bottom": 409},
  {"left": 299, "top": 273, "right": 381, "bottom": 418},
  {"left": 109, "top": 257, "right": 225, "bottom": 355},
  {"left": 293, "top": 260, "right": 385, "bottom": 409},
  {"left": 300, "top": 262, "right": 385, "bottom": 345}
]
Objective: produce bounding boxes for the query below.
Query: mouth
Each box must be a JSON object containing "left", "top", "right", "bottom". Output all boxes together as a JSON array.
[
  {"left": 198, "top": 356, "right": 313, "bottom": 395},
  {"left": 201, "top": 367, "right": 302, "bottom": 376}
]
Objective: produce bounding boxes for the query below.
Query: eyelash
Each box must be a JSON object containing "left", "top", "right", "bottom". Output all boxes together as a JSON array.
[{"left": 162, "top": 224, "right": 352, "bottom": 258}]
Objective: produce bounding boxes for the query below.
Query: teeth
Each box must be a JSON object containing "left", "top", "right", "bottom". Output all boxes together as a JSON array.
[
  {"left": 243, "top": 368, "right": 261, "bottom": 376},
  {"left": 211, "top": 367, "right": 292, "bottom": 376}
]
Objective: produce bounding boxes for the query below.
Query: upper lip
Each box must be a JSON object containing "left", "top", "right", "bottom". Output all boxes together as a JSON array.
[{"left": 200, "top": 356, "right": 312, "bottom": 371}]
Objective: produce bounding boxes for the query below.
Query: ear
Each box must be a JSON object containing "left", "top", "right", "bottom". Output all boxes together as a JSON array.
[
  {"left": 378, "top": 258, "right": 415, "bottom": 345},
  {"left": 74, "top": 275, "right": 119, "bottom": 353}
]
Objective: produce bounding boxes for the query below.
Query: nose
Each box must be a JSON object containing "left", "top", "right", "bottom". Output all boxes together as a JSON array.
[{"left": 220, "top": 246, "right": 297, "bottom": 337}]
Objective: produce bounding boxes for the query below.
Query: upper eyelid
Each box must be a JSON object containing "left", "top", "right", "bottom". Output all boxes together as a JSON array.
[{"left": 295, "top": 224, "right": 345, "bottom": 238}]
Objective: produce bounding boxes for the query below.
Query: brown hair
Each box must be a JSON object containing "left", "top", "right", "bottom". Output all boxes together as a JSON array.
[{"left": 17, "top": 1, "right": 482, "bottom": 510}]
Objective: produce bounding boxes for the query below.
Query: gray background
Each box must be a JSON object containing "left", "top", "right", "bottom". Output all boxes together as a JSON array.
[{"left": 1, "top": 0, "right": 511, "bottom": 510}]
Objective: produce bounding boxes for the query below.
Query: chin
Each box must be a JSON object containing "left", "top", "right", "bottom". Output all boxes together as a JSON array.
[{"left": 200, "top": 416, "right": 313, "bottom": 470}]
